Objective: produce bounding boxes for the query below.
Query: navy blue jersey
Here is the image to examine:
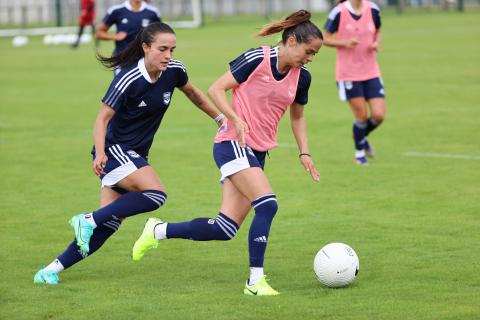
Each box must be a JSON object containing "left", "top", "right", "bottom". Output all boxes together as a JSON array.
[
  {"left": 324, "top": 1, "right": 381, "bottom": 34},
  {"left": 229, "top": 46, "right": 312, "bottom": 105},
  {"left": 103, "top": 1, "right": 161, "bottom": 55},
  {"left": 100, "top": 58, "right": 188, "bottom": 157}
]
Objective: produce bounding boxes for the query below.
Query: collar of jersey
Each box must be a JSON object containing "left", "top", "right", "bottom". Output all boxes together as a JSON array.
[
  {"left": 124, "top": 0, "right": 146, "bottom": 12},
  {"left": 138, "top": 58, "right": 161, "bottom": 83}
]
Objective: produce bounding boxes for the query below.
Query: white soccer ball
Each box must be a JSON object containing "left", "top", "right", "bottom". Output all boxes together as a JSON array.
[{"left": 314, "top": 242, "right": 359, "bottom": 288}]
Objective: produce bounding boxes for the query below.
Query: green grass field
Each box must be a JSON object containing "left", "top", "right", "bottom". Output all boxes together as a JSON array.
[{"left": 1, "top": 9, "right": 479, "bottom": 320}]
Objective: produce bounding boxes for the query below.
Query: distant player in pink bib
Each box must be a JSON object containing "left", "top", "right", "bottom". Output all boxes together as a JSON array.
[
  {"left": 132, "top": 10, "right": 323, "bottom": 296},
  {"left": 324, "top": 0, "right": 386, "bottom": 165}
]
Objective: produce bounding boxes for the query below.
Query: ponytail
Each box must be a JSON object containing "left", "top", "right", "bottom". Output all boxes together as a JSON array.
[
  {"left": 97, "top": 22, "right": 175, "bottom": 70},
  {"left": 256, "top": 9, "right": 323, "bottom": 44}
]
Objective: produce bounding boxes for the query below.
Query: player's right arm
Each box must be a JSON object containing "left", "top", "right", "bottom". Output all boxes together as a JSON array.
[
  {"left": 95, "top": 22, "right": 127, "bottom": 41},
  {"left": 92, "top": 103, "right": 115, "bottom": 176},
  {"left": 323, "top": 31, "right": 359, "bottom": 49},
  {"left": 208, "top": 71, "right": 249, "bottom": 147}
]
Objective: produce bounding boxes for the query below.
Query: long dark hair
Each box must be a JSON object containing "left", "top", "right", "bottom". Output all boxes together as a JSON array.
[
  {"left": 256, "top": 10, "right": 323, "bottom": 44},
  {"left": 97, "top": 22, "right": 175, "bottom": 70}
]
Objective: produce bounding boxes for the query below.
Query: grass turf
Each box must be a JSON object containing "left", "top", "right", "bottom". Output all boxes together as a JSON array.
[{"left": 0, "top": 9, "right": 479, "bottom": 320}]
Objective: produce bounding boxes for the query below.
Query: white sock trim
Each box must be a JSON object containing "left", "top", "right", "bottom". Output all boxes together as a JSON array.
[
  {"left": 154, "top": 222, "right": 167, "bottom": 240},
  {"left": 84, "top": 213, "right": 97, "bottom": 228},
  {"left": 249, "top": 267, "right": 264, "bottom": 285},
  {"left": 44, "top": 259, "right": 64, "bottom": 273}
]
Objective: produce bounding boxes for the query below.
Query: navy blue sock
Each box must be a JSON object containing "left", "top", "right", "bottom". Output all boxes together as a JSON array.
[
  {"left": 167, "top": 213, "right": 238, "bottom": 240},
  {"left": 248, "top": 194, "right": 278, "bottom": 268},
  {"left": 57, "top": 218, "right": 121, "bottom": 269},
  {"left": 92, "top": 190, "right": 167, "bottom": 225},
  {"left": 365, "top": 118, "right": 378, "bottom": 136},
  {"left": 353, "top": 121, "right": 367, "bottom": 151}
]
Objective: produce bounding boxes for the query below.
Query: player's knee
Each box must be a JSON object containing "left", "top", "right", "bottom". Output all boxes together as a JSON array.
[
  {"left": 214, "top": 213, "right": 239, "bottom": 241},
  {"left": 253, "top": 194, "right": 278, "bottom": 218},
  {"left": 141, "top": 190, "right": 167, "bottom": 209}
]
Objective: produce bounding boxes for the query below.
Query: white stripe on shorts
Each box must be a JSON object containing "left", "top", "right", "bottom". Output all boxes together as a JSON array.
[
  {"left": 109, "top": 145, "right": 131, "bottom": 165},
  {"left": 101, "top": 162, "right": 137, "bottom": 187},
  {"left": 338, "top": 81, "right": 347, "bottom": 101}
]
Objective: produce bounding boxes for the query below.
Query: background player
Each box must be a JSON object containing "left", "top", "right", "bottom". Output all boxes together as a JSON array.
[
  {"left": 96, "top": 0, "right": 161, "bottom": 74},
  {"left": 132, "top": 10, "right": 322, "bottom": 296},
  {"left": 323, "top": 0, "right": 386, "bottom": 165},
  {"left": 72, "top": 0, "right": 99, "bottom": 49},
  {"left": 34, "top": 22, "right": 222, "bottom": 285}
]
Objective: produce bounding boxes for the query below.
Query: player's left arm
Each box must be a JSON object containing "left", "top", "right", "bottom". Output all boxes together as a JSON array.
[
  {"left": 290, "top": 102, "right": 320, "bottom": 182},
  {"left": 371, "top": 29, "right": 381, "bottom": 52},
  {"left": 179, "top": 80, "right": 224, "bottom": 127},
  {"left": 371, "top": 6, "right": 382, "bottom": 52}
]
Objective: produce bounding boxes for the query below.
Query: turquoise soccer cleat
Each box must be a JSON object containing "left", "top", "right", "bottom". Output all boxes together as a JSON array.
[
  {"left": 34, "top": 268, "right": 60, "bottom": 285},
  {"left": 244, "top": 276, "right": 280, "bottom": 296},
  {"left": 69, "top": 214, "right": 94, "bottom": 254}
]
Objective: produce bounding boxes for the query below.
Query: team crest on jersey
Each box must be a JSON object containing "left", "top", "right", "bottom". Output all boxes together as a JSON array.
[
  {"left": 142, "top": 19, "right": 150, "bottom": 27},
  {"left": 345, "top": 81, "right": 353, "bottom": 90},
  {"left": 163, "top": 92, "right": 171, "bottom": 104},
  {"left": 121, "top": 18, "right": 128, "bottom": 24},
  {"left": 127, "top": 150, "right": 140, "bottom": 158}
]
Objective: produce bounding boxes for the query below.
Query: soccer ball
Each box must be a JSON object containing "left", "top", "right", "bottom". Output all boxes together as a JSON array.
[{"left": 313, "top": 242, "right": 359, "bottom": 288}]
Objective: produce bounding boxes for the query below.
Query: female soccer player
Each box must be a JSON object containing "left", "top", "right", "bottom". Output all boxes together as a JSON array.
[
  {"left": 323, "top": 0, "right": 386, "bottom": 165},
  {"left": 34, "top": 22, "right": 222, "bottom": 285},
  {"left": 96, "top": 0, "right": 161, "bottom": 73},
  {"left": 71, "top": 0, "right": 99, "bottom": 49},
  {"left": 132, "top": 10, "right": 323, "bottom": 296}
]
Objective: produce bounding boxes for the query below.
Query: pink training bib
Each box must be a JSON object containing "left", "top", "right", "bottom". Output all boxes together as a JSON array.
[
  {"left": 335, "top": 0, "right": 381, "bottom": 81},
  {"left": 215, "top": 46, "right": 301, "bottom": 151}
]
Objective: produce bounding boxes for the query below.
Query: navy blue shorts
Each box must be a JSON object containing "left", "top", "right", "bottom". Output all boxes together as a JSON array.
[
  {"left": 213, "top": 141, "right": 267, "bottom": 182},
  {"left": 337, "top": 77, "right": 385, "bottom": 101},
  {"left": 92, "top": 144, "right": 149, "bottom": 188}
]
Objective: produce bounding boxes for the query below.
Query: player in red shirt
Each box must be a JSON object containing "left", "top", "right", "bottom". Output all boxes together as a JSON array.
[{"left": 72, "top": 0, "right": 99, "bottom": 49}]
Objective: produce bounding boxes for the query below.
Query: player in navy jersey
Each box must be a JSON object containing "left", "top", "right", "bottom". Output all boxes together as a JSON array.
[
  {"left": 132, "top": 10, "right": 323, "bottom": 296},
  {"left": 96, "top": 0, "right": 161, "bottom": 74},
  {"left": 33, "top": 22, "right": 223, "bottom": 285},
  {"left": 323, "top": 0, "right": 386, "bottom": 165}
]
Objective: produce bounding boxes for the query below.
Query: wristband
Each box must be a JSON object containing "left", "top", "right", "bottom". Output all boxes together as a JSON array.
[
  {"left": 214, "top": 113, "right": 226, "bottom": 123},
  {"left": 299, "top": 153, "right": 311, "bottom": 158}
]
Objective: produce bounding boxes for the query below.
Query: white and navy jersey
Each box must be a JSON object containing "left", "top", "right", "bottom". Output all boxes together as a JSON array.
[
  {"left": 100, "top": 58, "right": 188, "bottom": 157},
  {"left": 324, "top": 1, "right": 381, "bottom": 34},
  {"left": 229, "top": 46, "right": 312, "bottom": 105},
  {"left": 103, "top": 1, "right": 161, "bottom": 55}
]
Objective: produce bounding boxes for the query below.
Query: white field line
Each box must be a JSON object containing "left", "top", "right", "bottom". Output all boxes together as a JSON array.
[{"left": 403, "top": 151, "right": 480, "bottom": 161}]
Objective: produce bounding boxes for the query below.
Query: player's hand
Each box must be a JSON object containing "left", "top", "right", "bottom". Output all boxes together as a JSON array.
[
  {"left": 344, "top": 38, "right": 359, "bottom": 48},
  {"left": 370, "top": 41, "right": 380, "bottom": 52},
  {"left": 116, "top": 32, "right": 127, "bottom": 41},
  {"left": 93, "top": 153, "right": 108, "bottom": 177},
  {"left": 299, "top": 154, "right": 320, "bottom": 182},
  {"left": 233, "top": 118, "right": 249, "bottom": 148}
]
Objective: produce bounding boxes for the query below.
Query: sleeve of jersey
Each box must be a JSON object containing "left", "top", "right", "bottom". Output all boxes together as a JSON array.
[
  {"left": 102, "top": 77, "right": 126, "bottom": 111},
  {"left": 229, "top": 48, "right": 263, "bottom": 84},
  {"left": 171, "top": 61, "right": 188, "bottom": 87},
  {"left": 294, "top": 69, "right": 312, "bottom": 106},
  {"left": 373, "top": 9, "right": 381, "bottom": 29},
  {"left": 102, "top": 10, "right": 115, "bottom": 26},
  {"left": 324, "top": 6, "right": 341, "bottom": 34}
]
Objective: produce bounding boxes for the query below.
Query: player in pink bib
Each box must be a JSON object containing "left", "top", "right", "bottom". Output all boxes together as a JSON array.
[
  {"left": 324, "top": 0, "right": 386, "bottom": 165},
  {"left": 132, "top": 10, "right": 323, "bottom": 296}
]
